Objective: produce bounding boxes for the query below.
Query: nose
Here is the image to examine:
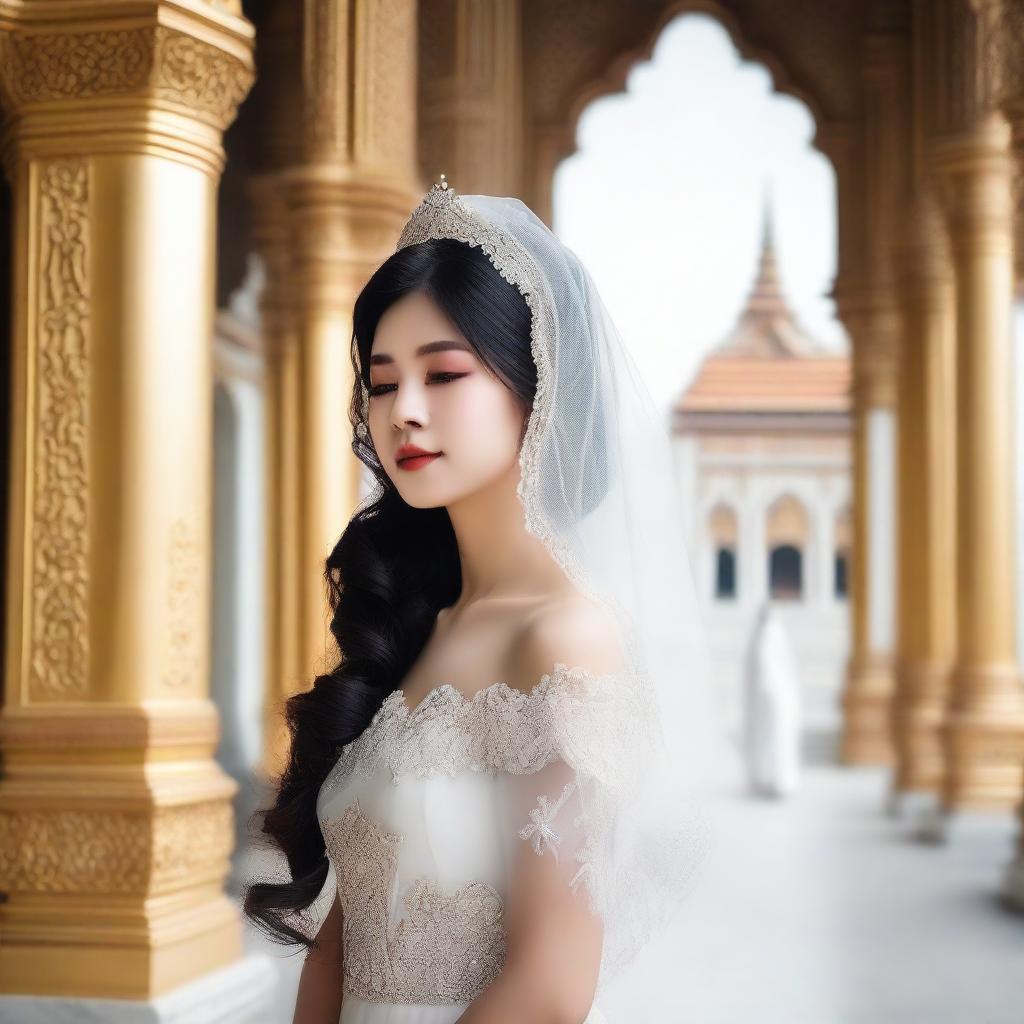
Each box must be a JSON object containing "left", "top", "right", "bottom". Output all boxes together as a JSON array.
[{"left": 389, "top": 378, "right": 427, "bottom": 432}]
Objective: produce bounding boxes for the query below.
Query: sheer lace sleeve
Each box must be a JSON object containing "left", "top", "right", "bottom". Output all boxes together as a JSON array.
[
  {"left": 491, "top": 657, "right": 710, "bottom": 997},
  {"left": 491, "top": 661, "right": 650, "bottom": 974},
  {"left": 498, "top": 744, "right": 591, "bottom": 897}
]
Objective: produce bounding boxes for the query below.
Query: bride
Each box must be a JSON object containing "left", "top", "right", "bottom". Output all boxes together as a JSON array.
[{"left": 243, "top": 179, "right": 719, "bottom": 1023}]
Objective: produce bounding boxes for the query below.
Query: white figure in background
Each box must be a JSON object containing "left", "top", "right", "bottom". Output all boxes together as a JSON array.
[{"left": 743, "top": 600, "right": 802, "bottom": 797}]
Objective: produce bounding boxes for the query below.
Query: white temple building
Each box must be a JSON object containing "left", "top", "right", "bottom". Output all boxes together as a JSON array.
[{"left": 672, "top": 207, "right": 851, "bottom": 760}]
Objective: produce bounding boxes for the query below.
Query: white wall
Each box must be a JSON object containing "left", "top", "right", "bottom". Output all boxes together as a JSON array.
[{"left": 681, "top": 439, "right": 851, "bottom": 762}]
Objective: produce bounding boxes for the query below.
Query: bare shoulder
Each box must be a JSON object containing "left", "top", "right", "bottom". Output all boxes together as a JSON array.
[{"left": 504, "top": 589, "right": 626, "bottom": 692}]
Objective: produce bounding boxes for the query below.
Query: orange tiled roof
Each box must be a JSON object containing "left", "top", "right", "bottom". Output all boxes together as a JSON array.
[{"left": 675, "top": 355, "right": 850, "bottom": 414}]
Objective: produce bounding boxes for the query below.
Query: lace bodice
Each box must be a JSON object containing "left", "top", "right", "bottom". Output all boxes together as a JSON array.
[{"left": 317, "top": 662, "right": 636, "bottom": 1011}]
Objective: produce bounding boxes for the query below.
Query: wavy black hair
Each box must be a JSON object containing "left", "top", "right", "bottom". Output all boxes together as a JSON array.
[{"left": 243, "top": 237, "right": 537, "bottom": 948}]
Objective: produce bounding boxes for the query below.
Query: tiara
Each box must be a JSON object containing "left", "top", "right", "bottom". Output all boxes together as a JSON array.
[
  {"left": 396, "top": 171, "right": 472, "bottom": 250},
  {"left": 420, "top": 171, "right": 458, "bottom": 210}
]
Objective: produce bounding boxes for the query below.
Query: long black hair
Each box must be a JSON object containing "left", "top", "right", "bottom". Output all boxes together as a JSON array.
[{"left": 243, "top": 237, "right": 537, "bottom": 948}]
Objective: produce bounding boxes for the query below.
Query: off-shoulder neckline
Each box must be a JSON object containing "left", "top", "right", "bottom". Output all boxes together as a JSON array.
[
  {"left": 388, "top": 660, "right": 588, "bottom": 719},
  {"left": 316, "top": 660, "right": 637, "bottom": 808}
]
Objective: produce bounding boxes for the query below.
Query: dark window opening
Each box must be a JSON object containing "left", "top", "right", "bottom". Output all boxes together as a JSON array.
[
  {"left": 715, "top": 546, "right": 737, "bottom": 599},
  {"left": 769, "top": 545, "right": 802, "bottom": 600},
  {"left": 834, "top": 550, "right": 848, "bottom": 598}
]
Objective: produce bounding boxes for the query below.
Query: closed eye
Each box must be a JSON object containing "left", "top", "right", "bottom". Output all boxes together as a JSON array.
[{"left": 367, "top": 372, "right": 468, "bottom": 397}]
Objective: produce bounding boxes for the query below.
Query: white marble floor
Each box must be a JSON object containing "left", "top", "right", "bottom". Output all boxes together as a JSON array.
[{"left": 242, "top": 764, "right": 1024, "bottom": 1023}]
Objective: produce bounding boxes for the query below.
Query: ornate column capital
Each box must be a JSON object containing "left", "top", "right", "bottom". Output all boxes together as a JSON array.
[
  {"left": 0, "top": 1, "right": 255, "bottom": 176},
  {"left": 833, "top": 274, "right": 899, "bottom": 409},
  {"left": 281, "top": 165, "right": 421, "bottom": 311},
  {"left": 893, "top": 187, "right": 954, "bottom": 294},
  {"left": 930, "top": 112, "right": 1014, "bottom": 258}
]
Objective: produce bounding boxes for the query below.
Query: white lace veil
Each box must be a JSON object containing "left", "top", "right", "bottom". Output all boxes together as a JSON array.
[{"left": 389, "top": 180, "right": 726, "bottom": 993}]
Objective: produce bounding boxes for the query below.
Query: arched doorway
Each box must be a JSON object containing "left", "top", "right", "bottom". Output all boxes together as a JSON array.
[
  {"left": 709, "top": 501, "right": 740, "bottom": 600},
  {"left": 766, "top": 493, "right": 809, "bottom": 600}
]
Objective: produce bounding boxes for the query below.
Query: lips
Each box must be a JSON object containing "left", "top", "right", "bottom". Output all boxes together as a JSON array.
[
  {"left": 395, "top": 444, "right": 442, "bottom": 470},
  {"left": 396, "top": 443, "right": 439, "bottom": 461},
  {"left": 397, "top": 452, "right": 442, "bottom": 471}
]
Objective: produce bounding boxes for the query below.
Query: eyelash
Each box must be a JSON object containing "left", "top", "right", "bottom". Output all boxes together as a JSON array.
[{"left": 367, "top": 372, "right": 467, "bottom": 397}]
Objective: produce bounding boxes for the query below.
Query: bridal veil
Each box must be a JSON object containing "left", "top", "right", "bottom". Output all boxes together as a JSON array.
[{"left": 367, "top": 178, "right": 727, "bottom": 992}]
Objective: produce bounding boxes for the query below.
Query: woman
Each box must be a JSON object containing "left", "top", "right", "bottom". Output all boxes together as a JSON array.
[
  {"left": 244, "top": 179, "right": 719, "bottom": 1023},
  {"left": 743, "top": 600, "right": 802, "bottom": 798}
]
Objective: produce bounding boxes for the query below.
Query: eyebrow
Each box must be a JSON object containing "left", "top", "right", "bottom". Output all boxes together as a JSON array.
[{"left": 369, "top": 340, "right": 473, "bottom": 366}]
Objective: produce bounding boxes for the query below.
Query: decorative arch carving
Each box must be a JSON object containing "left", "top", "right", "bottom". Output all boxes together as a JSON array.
[
  {"left": 765, "top": 493, "right": 808, "bottom": 599},
  {"left": 521, "top": 0, "right": 866, "bottom": 220},
  {"left": 707, "top": 501, "right": 740, "bottom": 599},
  {"left": 708, "top": 501, "right": 739, "bottom": 546},
  {"left": 834, "top": 503, "right": 852, "bottom": 551},
  {"left": 765, "top": 492, "right": 810, "bottom": 547}
]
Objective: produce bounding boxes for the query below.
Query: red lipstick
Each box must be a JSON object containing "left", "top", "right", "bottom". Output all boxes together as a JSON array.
[{"left": 396, "top": 443, "right": 443, "bottom": 471}]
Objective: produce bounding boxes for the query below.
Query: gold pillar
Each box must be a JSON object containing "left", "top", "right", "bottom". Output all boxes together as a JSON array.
[
  {"left": 837, "top": 287, "right": 899, "bottom": 766},
  {"left": 964, "top": 0, "right": 1024, "bottom": 904},
  {"left": 0, "top": 1, "right": 254, "bottom": 1000},
  {"left": 251, "top": 173, "right": 301, "bottom": 778},
  {"left": 999, "top": 69, "right": 1024, "bottom": 913},
  {"left": 822, "top": 25, "right": 907, "bottom": 771},
  {"left": 932, "top": 113, "right": 1024, "bottom": 810},
  {"left": 418, "top": 0, "right": 524, "bottom": 197},
  {"left": 244, "top": 0, "right": 304, "bottom": 780},
  {"left": 891, "top": 189, "right": 957, "bottom": 798},
  {"left": 261, "top": 0, "right": 421, "bottom": 776}
]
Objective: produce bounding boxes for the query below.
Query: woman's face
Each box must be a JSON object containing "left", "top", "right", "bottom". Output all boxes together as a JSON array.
[{"left": 366, "top": 290, "right": 528, "bottom": 509}]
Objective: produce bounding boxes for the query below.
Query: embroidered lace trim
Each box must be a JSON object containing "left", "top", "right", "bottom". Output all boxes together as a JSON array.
[
  {"left": 324, "top": 798, "right": 506, "bottom": 1005},
  {"left": 318, "top": 662, "right": 643, "bottom": 807}
]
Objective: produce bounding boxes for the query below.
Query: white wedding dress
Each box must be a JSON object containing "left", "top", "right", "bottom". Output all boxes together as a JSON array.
[{"left": 317, "top": 664, "right": 610, "bottom": 1024}]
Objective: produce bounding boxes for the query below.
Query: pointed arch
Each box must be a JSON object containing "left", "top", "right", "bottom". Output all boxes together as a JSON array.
[
  {"left": 766, "top": 492, "right": 809, "bottom": 600},
  {"left": 708, "top": 501, "right": 739, "bottom": 599},
  {"left": 834, "top": 502, "right": 852, "bottom": 598}
]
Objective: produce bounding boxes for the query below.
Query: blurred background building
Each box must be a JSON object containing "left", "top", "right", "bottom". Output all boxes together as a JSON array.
[
  {"left": 2, "top": 0, "right": 1024, "bottom": 1021},
  {"left": 673, "top": 201, "right": 851, "bottom": 760}
]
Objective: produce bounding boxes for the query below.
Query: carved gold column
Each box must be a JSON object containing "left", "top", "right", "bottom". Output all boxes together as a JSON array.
[
  {"left": 930, "top": 112, "right": 1024, "bottom": 814},
  {"left": 242, "top": 0, "right": 304, "bottom": 781},
  {"left": 823, "top": 94, "right": 901, "bottom": 766},
  {"left": 418, "top": 0, "right": 524, "bottom": 197},
  {"left": 976, "top": 0, "right": 1024, "bottom": 900},
  {"left": 251, "top": 173, "right": 303, "bottom": 779},
  {"left": 836, "top": 284, "right": 899, "bottom": 766},
  {"left": 1006, "top": 111, "right": 1024, "bottom": 911},
  {"left": 0, "top": 0, "right": 257, "bottom": 1003},
  {"left": 890, "top": 189, "right": 957, "bottom": 806},
  {"left": 261, "top": 0, "right": 421, "bottom": 775}
]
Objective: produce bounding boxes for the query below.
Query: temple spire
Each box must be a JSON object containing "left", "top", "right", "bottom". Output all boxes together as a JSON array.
[
  {"left": 714, "top": 183, "right": 820, "bottom": 357},
  {"left": 745, "top": 182, "right": 788, "bottom": 317},
  {"left": 762, "top": 180, "right": 775, "bottom": 252}
]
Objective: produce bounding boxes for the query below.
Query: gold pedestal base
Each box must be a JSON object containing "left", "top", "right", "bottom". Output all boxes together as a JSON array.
[
  {"left": 940, "top": 664, "right": 1024, "bottom": 810},
  {"left": 891, "top": 659, "right": 951, "bottom": 793},
  {"left": 0, "top": 896, "right": 241, "bottom": 999},
  {"left": 840, "top": 653, "right": 895, "bottom": 765},
  {"left": 0, "top": 704, "right": 242, "bottom": 1000}
]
